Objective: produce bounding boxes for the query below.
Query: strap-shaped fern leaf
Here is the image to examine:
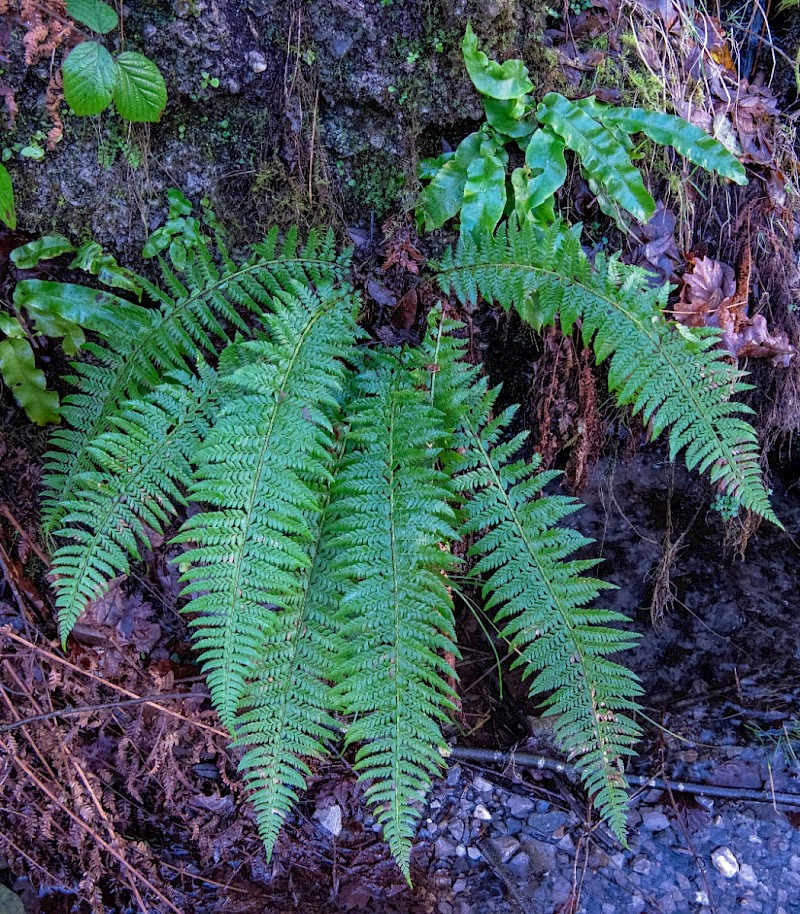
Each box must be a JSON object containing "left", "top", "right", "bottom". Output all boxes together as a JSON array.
[
  {"left": 42, "top": 227, "right": 347, "bottom": 536},
  {"left": 234, "top": 470, "right": 344, "bottom": 858},
  {"left": 174, "top": 278, "right": 359, "bottom": 730},
  {"left": 51, "top": 366, "right": 215, "bottom": 644},
  {"left": 437, "top": 220, "right": 779, "bottom": 525},
  {"left": 331, "top": 354, "right": 459, "bottom": 880},
  {"left": 537, "top": 93, "right": 656, "bottom": 223},
  {"left": 457, "top": 400, "right": 642, "bottom": 840}
]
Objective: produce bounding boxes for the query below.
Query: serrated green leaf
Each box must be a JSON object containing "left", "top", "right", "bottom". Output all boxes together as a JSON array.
[
  {"left": 66, "top": 0, "right": 118, "bottom": 33},
  {"left": 63, "top": 42, "right": 117, "bottom": 116},
  {"left": 418, "top": 131, "right": 482, "bottom": 231},
  {"left": 460, "top": 134, "right": 508, "bottom": 236},
  {"left": 0, "top": 336, "right": 60, "bottom": 424},
  {"left": 462, "top": 22, "right": 533, "bottom": 100},
  {"left": 113, "top": 52, "right": 167, "bottom": 122},
  {"left": 11, "top": 235, "right": 76, "bottom": 269},
  {"left": 593, "top": 104, "right": 748, "bottom": 185},
  {"left": 0, "top": 163, "right": 16, "bottom": 230},
  {"left": 537, "top": 93, "right": 656, "bottom": 223}
]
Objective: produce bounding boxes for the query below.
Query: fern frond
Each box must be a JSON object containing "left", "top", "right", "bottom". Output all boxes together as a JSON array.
[
  {"left": 41, "top": 228, "right": 348, "bottom": 537},
  {"left": 234, "top": 467, "right": 344, "bottom": 858},
  {"left": 174, "top": 279, "right": 359, "bottom": 730},
  {"left": 457, "top": 405, "right": 642, "bottom": 841},
  {"left": 437, "top": 220, "right": 779, "bottom": 525},
  {"left": 51, "top": 365, "right": 215, "bottom": 644},
  {"left": 331, "top": 353, "right": 459, "bottom": 880}
]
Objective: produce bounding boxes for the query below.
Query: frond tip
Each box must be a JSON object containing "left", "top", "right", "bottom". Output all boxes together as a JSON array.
[
  {"left": 438, "top": 220, "right": 780, "bottom": 527},
  {"left": 457, "top": 397, "right": 642, "bottom": 842},
  {"left": 331, "top": 353, "right": 460, "bottom": 880}
]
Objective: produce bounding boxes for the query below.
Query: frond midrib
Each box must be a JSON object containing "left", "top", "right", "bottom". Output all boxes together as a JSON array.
[
  {"left": 441, "top": 257, "right": 758, "bottom": 510},
  {"left": 47, "top": 252, "right": 339, "bottom": 533},
  {"left": 463, "top": 417, "right": 622, "bottom": 796},
  {"left": 205, "top": 289, "right": 346, "bottom": 719}
]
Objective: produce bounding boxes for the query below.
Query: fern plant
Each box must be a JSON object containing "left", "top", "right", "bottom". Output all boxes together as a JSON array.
[
  {"left": 419, "top": 23, "right": 746, "bottom": 235},
  {"left": 40, "top": 201, "right": 778, "bottom": 878}
]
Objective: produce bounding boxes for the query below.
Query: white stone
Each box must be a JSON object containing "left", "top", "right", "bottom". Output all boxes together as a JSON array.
[
  {"left": 739, "top": 864, "right": 758, "bottom": 889},
  {"left": 455, "top": 844, "right": 466, "bottom": 858},
  {"left": 472, "top": 776, "right": 493, "bottom": 793},
  {"left": 472, "top": 802, "right": 492, "bottom": 821},
  {"left": 711, "top": 846, "right": 740, "bottom": 879},
  {"left": 694, "top": 891, "right": 710, "bottom": 905},
  {"left": 313, "top": 804, "right": 342, "bottom": 837},
  {"left": 467, "top": 846, "right": 481, "bottom": 860}
]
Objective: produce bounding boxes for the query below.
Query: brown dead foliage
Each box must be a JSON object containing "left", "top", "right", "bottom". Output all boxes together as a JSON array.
[{"left": 674, "top": 249, "right": 795, "bottom": 367}]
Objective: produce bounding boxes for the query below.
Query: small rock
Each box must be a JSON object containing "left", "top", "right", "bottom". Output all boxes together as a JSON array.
[
  {"left": 529, "top": 811, "right": 568, "bottom": 833},
  {"left": 790, "top": 855, "right": 800, "bottom": 873},
  {"left": 505, "top": 816, "right": 525, "bottom": 835},
  {"left": 467, "top": 846, "right": 481, "bottom": 860},
  {"left": 523, "top": 839, "right": 557, "bottom": 875},
  {"left": 435, "top": 837, "right": 457, "bottom": 858},
  {"left": 739, "top": 863, "right": 758, "bottom": 888},
  {"left": 632, "top": 855, "right": 651, "bottom": 875},
  {"left": 245, "top": 50, "right": 267, "bottom": 74},
  {"left": 472, "top": 775, "right": 493, "bottom": 793},
  {"left": 452, "top": 878, "right": 467, "bottom": 894},
  {"left": 507, "top": 794, "right": 536, "bottom": 818},
  {"left": 455, "top": 844, "right": 466, "bottom": 858},
  {"left": 508, "top": 851, "right": 529, "bottom": 869},
  {"left": 446, "top": 765, "right": 462, "bottom": 787},
  {"left": 711, "top": 846, "right": 740, "bottom": 879},
  {"left": 472, "top": 803, "right": 492, "bottom": 821},
  {"left": 313, "top": 804, "right": 342, "bottom": 837},
  {"left": 330, "top": 33, "right": 354, "bottom": 58},
  {"left": 437, "top": 901, "right": 452, "bottom": 914},
  {"left": 641, "top": 810, "right": 671, "bottom": 832},
  {"left": 490, "top": 835, "right": 520, "bottom": 864},
  {"left": 448, "top": 819, "right": 465, "bottom": 842},
  {"left": 694, "top": 891, "right": 709, "bottom": 906}
]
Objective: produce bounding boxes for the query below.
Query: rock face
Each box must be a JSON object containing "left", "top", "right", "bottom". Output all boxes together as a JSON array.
[{"left": 4, "top": 0, "right": 556, "bottom": 259}]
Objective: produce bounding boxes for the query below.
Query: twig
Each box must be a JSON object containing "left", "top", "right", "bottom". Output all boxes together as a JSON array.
[
  {"left": 0, "top": 691, "right": 193, "bottom": 733},
  {"left": 2, "top": 745, "right": 182, "bottom": 914},
  {"left": 0, "top": 505, "right": 50, "bottom": 567},
  {"left": 0, "top": 628, "right": 227, "bottom": 738},
  {"left": 447, "top": 746, "right": 800, "bottom": 807}
]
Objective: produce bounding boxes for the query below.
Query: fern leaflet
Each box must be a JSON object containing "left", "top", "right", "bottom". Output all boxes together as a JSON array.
[
  {"left": 437, "top": 220, "right": 779, "bottom": 525},
  {"left": 51, "top": 365, "right": 215, "bottom": 643},
  {"left": 331, "top": 353, "right": 459, "bottom": 880},
  {"left": 457, "top": 399, "right": 642, "bottom": 840},
  {"left": 42, "top": 227, "right": 347, "bottom": 536},
  {"left": 174, "top": 278, "right": 359, "bottom": 730}
]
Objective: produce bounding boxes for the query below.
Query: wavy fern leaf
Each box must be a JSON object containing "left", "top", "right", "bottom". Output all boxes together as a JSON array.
[
  {"left": 331, "top": 353, "right": 459, "bottom": 880},
  {"left": 457, "top": 403, "right": 642, "bottom": 840},
  {"left": 537, "top": 93, "right": 655, "bottom": 223},
  {"left": 41, "top": 227, "right": 347, "bottom": 536},
  {"left": 437, "top": 220, "right": 779, "bottom": 524},
  {"left": 51, "top": 366, "right": 215, "bottom": 644},
  {"left": 234, "top": 469, "right": 344, "bottom": 858},
  {"left": 174, "top": 279, "right": 359, "bottom": 730}
]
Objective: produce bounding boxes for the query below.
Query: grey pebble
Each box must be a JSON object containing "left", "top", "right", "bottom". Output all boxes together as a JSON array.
[
  {"left": 507, "top": 794, "right": 536, "bottom": 818},
  {"left": 490, "top": 835, "right": 520, "bottom": 864},
  {"left": 641, "top": 810, "right": 671, "bottom": 832}
]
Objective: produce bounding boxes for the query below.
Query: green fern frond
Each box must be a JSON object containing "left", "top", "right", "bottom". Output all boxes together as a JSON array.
[
  {"left": 437, "top": 220, "right": 779, "bottom": 525},
  {"left": 234, "top": 466, "right": 344, "bottom": 858},
  {"left": 174, "top": 279, "right": 359, "bottom": 730},
  {"left": 51, "top": 365, "right": 215, "bottom": 644},
  {"left": 331, "top": 353, "right": 460, "bottom": 880},
  {"left": 456, "top": 404, "right": 642, "bottom": 840},
  {"left": 41, "top": 227, "right": 348, "bottom": 537}
]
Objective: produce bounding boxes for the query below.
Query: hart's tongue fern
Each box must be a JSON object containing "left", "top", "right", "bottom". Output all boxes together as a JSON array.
[{"left": 45, "top": 221, "right": 777, "bottom": 875}]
